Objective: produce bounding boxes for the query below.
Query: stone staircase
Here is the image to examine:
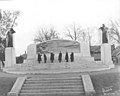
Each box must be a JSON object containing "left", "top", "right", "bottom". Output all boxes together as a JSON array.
[{"left": 19, "top": 74, "right": 85, "bottom": 96}]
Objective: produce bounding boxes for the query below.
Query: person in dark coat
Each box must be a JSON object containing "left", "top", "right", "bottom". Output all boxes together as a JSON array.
[
  {"left": 65, "top": 52, "right": 69, "bottom": 62},
  {"left": 50, "top": 52, "right": 54, "bottom": 63},
  {"left": 44, "top": 54, "right": 47, "bottom": 63},
  {"left": 70, "top": 52, "right": 74, "bottom": 62},
  {"left": 58, "top": 51, "right": 62, "bottom": 63},
  {"left": 38, "top": 53, "right": 42, "bottom": 63}
]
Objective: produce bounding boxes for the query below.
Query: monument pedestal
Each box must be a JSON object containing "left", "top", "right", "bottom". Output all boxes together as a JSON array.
[
  {"left": 80, "top": 41, "right": 94, "bottom": 61},
  {"left": 5, "top": 47, "right": 16, "bottom": 67},
  {"left": 101, "top": 44, "right": 114, "bottom": 68},
  {"left": 24, "top": 44, "right": 37, "bottom": 64}
]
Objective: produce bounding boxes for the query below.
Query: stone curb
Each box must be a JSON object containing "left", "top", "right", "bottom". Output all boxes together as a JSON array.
[
  {"left": 7, "top": 76, "right": 27, "bottom": 96},
  {"left": 82, "top": 74, "right": 96, "bottom": 96}
]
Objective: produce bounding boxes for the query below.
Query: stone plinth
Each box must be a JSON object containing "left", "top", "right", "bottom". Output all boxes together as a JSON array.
[
  {"left": 101, "top": 44, "right": 114, "bottom": 68},
  {"left": 80, "top": 41, "right": 94, "bottom": 61},
  {"left": 25, "top": 44, "right": 37, "bottom": 64},
  {"left": 5, "top": 47, "right": 16, "bottom": 67},
  {"left": 80, "top": 41, "right": 91, "bottom": 57},
  {"left": 27, "top": 44, "right": 36, "bottom": 59}
]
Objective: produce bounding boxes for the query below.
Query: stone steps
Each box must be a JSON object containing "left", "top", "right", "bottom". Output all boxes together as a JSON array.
[
  {"left": 25, "top": 80, "right": 81, "bottom": 83},
  {"left": 19, "top": 74, "right": 85, "bottom": 96},
  {"left": 19, "top": 92, "right": 85, "bottom": 96},
  {"left": 22, "top": 86, "right": 83, "bottom": 90},
  {"left": 27, "top": 76, "right": 81, "bottom": 80},
  {"left": 20, "top": 89, "right": 84, "bottom": 93}
]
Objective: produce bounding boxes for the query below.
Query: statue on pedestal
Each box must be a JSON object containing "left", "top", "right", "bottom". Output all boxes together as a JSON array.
[
  {"left": 99, "top": 24, "right": 108, "bottom": 43},
  {"left": 6, "top": 28, "right": 16, "bottom": 47}
]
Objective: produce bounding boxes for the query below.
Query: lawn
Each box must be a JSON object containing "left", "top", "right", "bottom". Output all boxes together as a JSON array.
[
  {"left": 90, "top": 72, "right": 120, "bottom": 96},
  {"left": 0, "top": 77, "right": 17, "bottom": 96}
]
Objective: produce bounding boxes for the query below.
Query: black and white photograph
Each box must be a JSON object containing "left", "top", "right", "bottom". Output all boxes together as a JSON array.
[{"left": 0, "top": 0, "right": 120, "bottom": 96}]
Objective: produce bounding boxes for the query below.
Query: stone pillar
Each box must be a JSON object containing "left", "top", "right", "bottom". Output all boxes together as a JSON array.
[
  {"left": 27, "top": 44, "right": 36, "bottom": 59},
  {"left": 5, "top": 47, "right": 16, "bottom": 67},
  {"left": 80, "top": 41, "right": 91, "bottom": 57},
  {"left": 24, "top": 44, "right": 37, "bottom": 64},
  {"left": 101, "top": 44, "right": 114, "bottom": 68}
]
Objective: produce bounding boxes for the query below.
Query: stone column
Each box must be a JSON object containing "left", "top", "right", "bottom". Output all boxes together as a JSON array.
[
  {"left": 80, "top": 40, "right": 94, "bottom": 61},
  {"left": 27, "top": 44, "right": 36, "bottom": 59},
  {"left": 5, "top": 47, "right": 16, "bottom": 67},
  {"left": 24, "top": 44, "right": 37, "bottom": 64},
  {"left": 101, "top": 44, "right": 114, "bottom": 68},
  {"left": 80, "top": 40, "right": 91, "bottom": 57}
]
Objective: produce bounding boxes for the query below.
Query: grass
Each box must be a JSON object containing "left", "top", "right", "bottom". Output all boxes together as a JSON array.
[
  {"left": 90, "top": 72, "right": 120, "bottom": 96},
  {"left": 0, "top": 77, "right": 17, "bottom": 96}
]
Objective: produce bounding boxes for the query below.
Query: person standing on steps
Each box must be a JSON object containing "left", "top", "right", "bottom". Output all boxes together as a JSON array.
[
  {"left": 50, "top": 52, "right": 54, "bottom": 63},
  {"left": 44, "top": 54, "right": 47, "bottom": 63},
  {"left": 65, "top": 52, "right": 69, "bottom": 62},
  {"left": 58, "top": 51, "right": 62, "bottom": 63},
  {"left": 70, "top": 52, "right": 74, "bottom": 62},
  {"left": 38, "top": 52, "right": 42, "bottom": 63}
]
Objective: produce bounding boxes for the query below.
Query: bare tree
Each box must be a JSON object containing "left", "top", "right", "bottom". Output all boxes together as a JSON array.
[
  {"left": 64, "top": 23, "right": 86, "bottom": 41},
  {"left": 108, "top": 19, "right": 120, "bottom": 44},
  {"left": 0, "top": 10, "right": 20, "bottom": 49},
  {"left": 0, "top": 10, "right": 20, "bottom": 38},
  {"left": 34, "top": 27, "right": 59, "bottom": 43},
  {"left": 86, "top": 27, "right": 93, "bottom": 45}
]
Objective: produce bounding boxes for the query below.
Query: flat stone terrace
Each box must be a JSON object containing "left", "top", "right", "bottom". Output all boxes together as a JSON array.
[{"left": 3, "top": 58, "right": 112, "bottom": 74}]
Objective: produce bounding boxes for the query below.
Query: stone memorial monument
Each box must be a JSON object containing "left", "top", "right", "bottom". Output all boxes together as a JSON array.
[
  {"left": 25, "top": 39, "right": 94, "bottom": 64},
  {"left": 5, "top": 28, "right": 16, "bottom": 67},
  {"left": 99, "top": 24, "right": 114, "bottom": 68}
]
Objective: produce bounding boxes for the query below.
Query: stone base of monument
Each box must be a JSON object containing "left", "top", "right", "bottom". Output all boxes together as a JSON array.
[
  {"left": 101, "top": 44, "right": 115, "bottom": 69},
  {"left": 5, "top": 47, "right": 16, "bottom": 68},
  {"left": 3, "top": 58, "right": 113, "bottom": 74},
  {"left": 80, "top": 56, "right": 94, "bottom": 61}
]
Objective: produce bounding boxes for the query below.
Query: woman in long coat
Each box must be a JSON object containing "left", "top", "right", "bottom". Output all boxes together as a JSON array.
[
  {"left": 65, "top": 52, "right": 69, "bottom": 62},
  {"left": 38, "top": 53, "right": 42, "bottom": 63},
  {"left": 50, "top": 52, "right": 54, "bottom": 63},
  {"left": 58, "top": 51, "right": 62, "bottom": 63}
]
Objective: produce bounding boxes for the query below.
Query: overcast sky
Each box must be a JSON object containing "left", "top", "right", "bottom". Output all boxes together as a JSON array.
[{"left": 0, "top": 0, "right": 120, "bottom": 56}]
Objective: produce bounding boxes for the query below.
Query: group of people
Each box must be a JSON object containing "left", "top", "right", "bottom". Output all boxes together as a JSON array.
[{"left": 37, "top": 51, "right": 74, "bottom": 63}]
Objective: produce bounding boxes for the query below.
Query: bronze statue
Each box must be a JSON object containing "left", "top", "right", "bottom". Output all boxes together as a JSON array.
[
  {"left": 6, "top": 28, "right": 15, "bottom": 47},
  {"left": 65, "top": 52, "right": 69, "bottom": 62},
  {"left": 99, "top": 24, "right": 108, "bottom": 43},
  {"left": 58, "top": 51, "right": 62, "bottom": 63},
  {"left": 70, "top": 52, "right": 74, "bottom": 62}
]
